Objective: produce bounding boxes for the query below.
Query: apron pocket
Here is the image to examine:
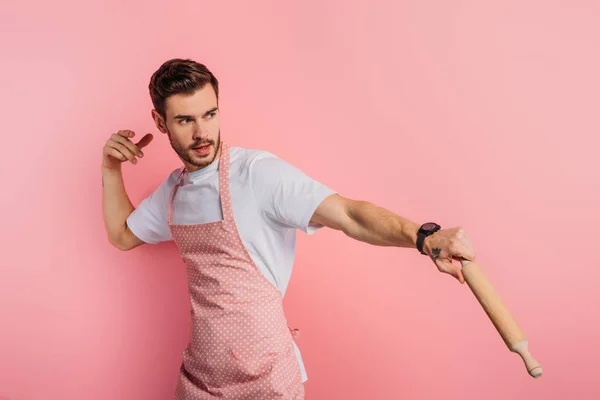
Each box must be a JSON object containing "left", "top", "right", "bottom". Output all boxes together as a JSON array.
[{"left": 226, "top": 337, "right": 281, "bottom": 379}]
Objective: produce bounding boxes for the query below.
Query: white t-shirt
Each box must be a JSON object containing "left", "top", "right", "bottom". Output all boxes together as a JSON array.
[{"left": 126, "top": 145, "right": 337, "bottom": 383}]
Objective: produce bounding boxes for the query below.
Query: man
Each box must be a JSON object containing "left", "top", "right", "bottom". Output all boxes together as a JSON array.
[{"left": 101, "top": 58, "right": 476, "bottom": 399}]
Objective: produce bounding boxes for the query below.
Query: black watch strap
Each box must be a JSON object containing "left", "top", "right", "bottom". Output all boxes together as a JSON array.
[{"left": 417, "top": 223, "right": 440, "bottom": 255}]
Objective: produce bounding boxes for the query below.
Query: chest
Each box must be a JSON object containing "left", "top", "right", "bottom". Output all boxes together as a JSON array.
[{"left": 171, "top": 177, "right": 255, "bottom": 226}]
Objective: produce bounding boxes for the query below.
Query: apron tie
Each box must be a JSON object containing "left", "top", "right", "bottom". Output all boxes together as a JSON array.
[{"left": 288, "top": 326, "right": 300, "bottom": 340}]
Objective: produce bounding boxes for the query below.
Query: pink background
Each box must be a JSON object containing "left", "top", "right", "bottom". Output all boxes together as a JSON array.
[{"left": 1, "top": 0, "right": 599, "bottom": 399}]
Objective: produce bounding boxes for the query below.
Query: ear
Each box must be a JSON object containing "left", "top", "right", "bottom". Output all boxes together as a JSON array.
[{"left": 151, "top": 109, "right": 168, "bottom": 134}]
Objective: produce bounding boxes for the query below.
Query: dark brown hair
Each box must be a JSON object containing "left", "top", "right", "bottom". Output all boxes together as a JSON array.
[{"left": 148, "top": 58, "right": 219, "bottom": 119}]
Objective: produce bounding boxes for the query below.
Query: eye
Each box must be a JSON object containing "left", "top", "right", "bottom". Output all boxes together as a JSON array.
[
  {"left": 180, "top": 118, "right": 190, "bottom": 125},
  {"left": 206, "top": 112, "right": 216, "bottom": 119}
]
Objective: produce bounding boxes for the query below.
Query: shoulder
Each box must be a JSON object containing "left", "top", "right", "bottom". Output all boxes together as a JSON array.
[
  {"left": 230, "top": 146, "right": 278, "bottom": 165},
  {"left": 228, "top": 146, "right": 283, "bottom": 177}
]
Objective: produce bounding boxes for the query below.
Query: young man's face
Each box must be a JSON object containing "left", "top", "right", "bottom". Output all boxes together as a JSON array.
[{"left": 153, "top": 84, "right": 221, "bottom": 172}]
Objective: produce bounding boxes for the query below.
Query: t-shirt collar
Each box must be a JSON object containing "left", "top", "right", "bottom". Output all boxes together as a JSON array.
[{"left": 182, "top": 156, "right": 220, "bottom": 184}]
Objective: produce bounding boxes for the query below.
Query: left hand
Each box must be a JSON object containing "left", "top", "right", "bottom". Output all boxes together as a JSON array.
[{"left": 423, "top": 226, "right": 476, "bottom": 284}]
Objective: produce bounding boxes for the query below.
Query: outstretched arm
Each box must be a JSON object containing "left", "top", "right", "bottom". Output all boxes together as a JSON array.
[{"left": 310, "top": 194, "right": 476, "bottom": 283}]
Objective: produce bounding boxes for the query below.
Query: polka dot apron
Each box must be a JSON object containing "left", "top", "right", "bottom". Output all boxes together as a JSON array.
[{"left": 169, "top": 142, "right": 304, "bottom": 399}]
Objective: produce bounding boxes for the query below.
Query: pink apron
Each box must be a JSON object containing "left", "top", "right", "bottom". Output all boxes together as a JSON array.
[{"left": 169, "top": 142, "right": 305, "bottom": 399}]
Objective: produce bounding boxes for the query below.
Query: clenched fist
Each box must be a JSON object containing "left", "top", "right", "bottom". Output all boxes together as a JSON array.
[
  {"left": 102, "top": 130, "right": 154, "bottom": 170},
  {"left": 423, "top": 226, "right": 476, "bottom": 284}
]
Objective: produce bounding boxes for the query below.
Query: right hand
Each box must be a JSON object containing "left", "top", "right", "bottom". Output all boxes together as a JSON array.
[
  {"left": 423, "top": 226, "right": 476, "bottom": 284},
  {"left": 102, "top": 130, "right": 154, "bottom": 170}
]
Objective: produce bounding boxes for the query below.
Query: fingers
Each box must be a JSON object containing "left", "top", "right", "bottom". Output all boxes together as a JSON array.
[
  {"left": 106, "top": 147, "right": 127, "bottom": 162},
  {"left": 136, "top": 133, "right": 154, "bottom": 149},
  {"left": 112, "top": 134, "right": 143, "bottom": 156},
  {"left": 116, "top": 129, "right": 135, "bottom": 138},
  {"left": 429, "top": 226, "right": 474, "bottom": 284},
  {"left": 106, "top": 130, "right": 154, "bottom": 165},
  {"left": 448, "top": 265, "right": 465, "bottom": 284},
  {"left": 450, "top": 227, "right": 476, "bottom": 261},
  {"left": 456, "top": 267, "right": 465, "bottom": 284},
  {"left": 437, "top": 260, "right": 466, "bottom": 284},
  {"left": 106, "top": 140, "right": 138, "bottom": 164},
  {"left": 454, "top": 247, "right": 476, "bottom": 262}
]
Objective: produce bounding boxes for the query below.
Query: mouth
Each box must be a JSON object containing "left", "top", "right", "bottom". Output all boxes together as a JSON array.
[{"left": 192, "top": 143, "right": 212, "bottom": 155}]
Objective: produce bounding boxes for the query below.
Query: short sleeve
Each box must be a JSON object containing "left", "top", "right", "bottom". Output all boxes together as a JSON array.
[
  {"left": 126, "top": 171, "right": 177, "bottom": 244},
  {"left": 250, "top": 153, "right": 337, "bottom": 234}
]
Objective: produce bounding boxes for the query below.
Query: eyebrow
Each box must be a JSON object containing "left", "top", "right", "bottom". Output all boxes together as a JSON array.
[{"left": 174, "top": 107, "right": 218, "bottom": 120}]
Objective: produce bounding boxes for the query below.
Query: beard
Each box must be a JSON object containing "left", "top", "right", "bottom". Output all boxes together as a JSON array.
[{"left": 167, "top": 129, "right": 221, "bottom": 170}]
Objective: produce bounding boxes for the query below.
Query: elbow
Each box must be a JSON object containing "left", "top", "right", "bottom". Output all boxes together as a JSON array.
[
  {"left": 107, "top": 232, "right": 133, "bottom": 251},
  {"left": 115, "top": 241, "right": 134, "bottom": 252}
]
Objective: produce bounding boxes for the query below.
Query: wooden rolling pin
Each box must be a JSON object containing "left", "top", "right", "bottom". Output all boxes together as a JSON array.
[{"left": 460, "top": 259, "right": 542, "bottom": 378}]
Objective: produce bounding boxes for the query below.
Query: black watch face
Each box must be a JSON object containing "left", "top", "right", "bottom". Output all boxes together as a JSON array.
[{"left": 422, "top": 222, "right": 438, "bottom": 231}]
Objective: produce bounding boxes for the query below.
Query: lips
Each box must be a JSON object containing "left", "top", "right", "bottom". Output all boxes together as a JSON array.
[{"left": 192, "top": 143, "right": 212, "bottom": 155}]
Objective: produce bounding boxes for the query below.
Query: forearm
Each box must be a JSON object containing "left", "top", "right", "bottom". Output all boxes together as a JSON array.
[
  {"left": 344, "top": 200, "right": 420, "bottom": 248},
  {"left": 102, "top": 166, "right": 135, "bottom": 247},
  {"left": 314, "top": 195, "right": 474, "bottom": 282}
]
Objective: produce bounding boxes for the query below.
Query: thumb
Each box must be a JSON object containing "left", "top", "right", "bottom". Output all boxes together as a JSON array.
[
  {"left": 136, "top": 133, "right": 154, "bottom": 149},
  {"left": 439, "top": 260, "right": 465, "bottom": 284}
]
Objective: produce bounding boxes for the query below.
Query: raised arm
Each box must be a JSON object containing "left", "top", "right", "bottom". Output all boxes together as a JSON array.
[{"left": 101, "top": 130, "right": 153, "bottom": 251}]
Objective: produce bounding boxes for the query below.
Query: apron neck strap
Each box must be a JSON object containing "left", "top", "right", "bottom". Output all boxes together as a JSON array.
[{"left": 168, "top": 141, "right": 231, "bottom": 225}]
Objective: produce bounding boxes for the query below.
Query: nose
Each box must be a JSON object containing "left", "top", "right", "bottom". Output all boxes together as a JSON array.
[{"left": 192, "top": 126, "right": 209, "bottom": 141}]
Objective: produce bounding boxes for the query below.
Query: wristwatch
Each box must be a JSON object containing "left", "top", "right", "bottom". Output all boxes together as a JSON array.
[{"left": 417, "top": 222, "right": 441, "bottom": 255}]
